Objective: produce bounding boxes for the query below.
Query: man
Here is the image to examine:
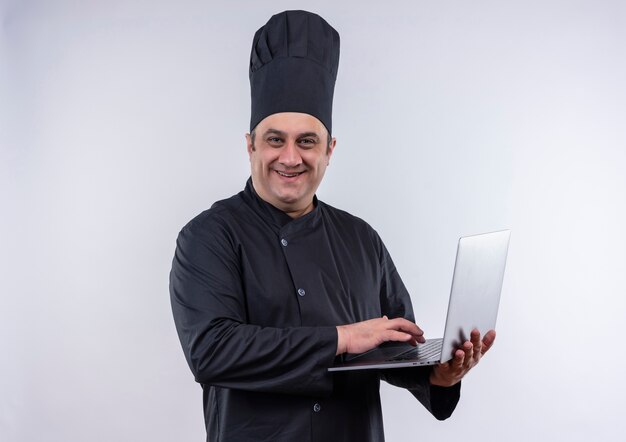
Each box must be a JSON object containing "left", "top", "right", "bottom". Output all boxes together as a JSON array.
[{"left": 170, "top": 10, "right": 495, "bottom": 442}]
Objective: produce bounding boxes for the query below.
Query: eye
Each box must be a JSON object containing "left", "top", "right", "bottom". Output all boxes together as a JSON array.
[
  {"left": 267, "top": 137, "right": 283, "bottom": 146},
  {"left": 298, "top": 138, "right": 316, "bottom": 148}
]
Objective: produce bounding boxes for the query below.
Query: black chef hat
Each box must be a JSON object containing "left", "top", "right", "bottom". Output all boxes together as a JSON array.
[{"left": 249, "top": 10, "right": 340, "bottom": 133}]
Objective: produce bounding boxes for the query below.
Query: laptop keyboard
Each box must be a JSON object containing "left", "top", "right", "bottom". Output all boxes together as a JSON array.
[{"left": 387, "top": 339, "right": 443, "bottom": 361}]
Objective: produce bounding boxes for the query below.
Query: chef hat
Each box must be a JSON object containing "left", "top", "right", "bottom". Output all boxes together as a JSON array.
[{"left": 249, "top": 10, "right": 340, "bottom": 133}]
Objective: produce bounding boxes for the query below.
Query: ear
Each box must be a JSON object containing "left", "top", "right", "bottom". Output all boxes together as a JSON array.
[
  {"left": 245, "top": 133, "right": 254, "bottom": 158},
  {"left": 326, "top": 137, "right": 337, "bottom": 165}
]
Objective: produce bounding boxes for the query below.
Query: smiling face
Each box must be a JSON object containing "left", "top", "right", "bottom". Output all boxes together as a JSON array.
[{"left": 246, "top": 112, "right": 336, "bottom": 218}]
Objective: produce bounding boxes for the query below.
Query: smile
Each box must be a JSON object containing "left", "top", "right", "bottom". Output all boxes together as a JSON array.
[{"left": 275, "top": 170, "right": 304, "bottom": 178}]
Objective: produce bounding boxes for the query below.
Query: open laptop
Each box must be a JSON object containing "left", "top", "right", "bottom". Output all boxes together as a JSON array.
[{"left": 329, "top": 230, "right": 511, "bottom": 372}]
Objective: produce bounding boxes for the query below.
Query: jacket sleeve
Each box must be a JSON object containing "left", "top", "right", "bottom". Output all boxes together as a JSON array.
[
  {"left": 373, "top": 229, "right": 461, "bottom": 420},
  {"left": 380, "top": 368, "right": 461, "bottom": 420},
  {"left": 169, "top": 215, "right": 337, "bottom": 396}
]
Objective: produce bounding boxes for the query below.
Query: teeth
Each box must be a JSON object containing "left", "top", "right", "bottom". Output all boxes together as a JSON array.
[{"left": 277, "top": 171, "right": 301, "bottom": 177}]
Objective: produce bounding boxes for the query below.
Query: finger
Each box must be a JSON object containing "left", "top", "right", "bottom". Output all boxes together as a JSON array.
[
  {"left": 462, "top": 341, "right": 473, "bottom": 366},
  {"left": 407, "top": 336, "right": 418, "bottom": 346},
  {"left": 404, "top": 333, "right": 424, "bottom": 345},
  {"left": 385, "top": 330, "right": 415, "bottom": 343},
  {"left": 471, "top": 329, "right": 482, "bottom": 362},
  {"left": 470, "top": 329, "right": 481, "bottom": 345},
  {"left": 481, "top": 329, "right": 497, "bottom": 355},
  {"left": 453, "top": 349, "right": 465, "bottom": 369},
  {"left": 386, "top": 318, "right": 423, "bottom": 338}
]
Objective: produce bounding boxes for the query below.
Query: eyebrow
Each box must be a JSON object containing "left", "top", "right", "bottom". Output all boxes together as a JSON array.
[
  {"left": 297, "top": 132, "right": 321, "bottom": 140},
  {"left": 263, "top": 129, "right": 321, "bottom": 140}
]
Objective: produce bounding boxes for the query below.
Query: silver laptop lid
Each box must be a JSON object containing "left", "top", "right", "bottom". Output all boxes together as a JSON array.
[{"left": 440, "top": 230, "right": 510, "bottom": 363}]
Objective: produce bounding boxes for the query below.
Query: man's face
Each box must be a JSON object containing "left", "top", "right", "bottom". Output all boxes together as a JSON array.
[{"left": 246, "top": 112, "right": 336, "bottom": 217}]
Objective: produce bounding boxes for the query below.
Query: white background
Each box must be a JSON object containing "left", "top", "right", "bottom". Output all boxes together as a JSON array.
[{"left": 2, "top": 1, "right": 625, "bottom": 441}]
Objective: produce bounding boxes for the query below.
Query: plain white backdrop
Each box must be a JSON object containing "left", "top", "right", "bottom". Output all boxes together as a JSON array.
[{"left": 2, "top": 1, "right": 625, "bottom": 441}]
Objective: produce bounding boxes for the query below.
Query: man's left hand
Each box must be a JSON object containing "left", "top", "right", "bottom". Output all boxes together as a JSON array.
[{"left": 429, "top": 328, "right": 496, "bottom": 387}]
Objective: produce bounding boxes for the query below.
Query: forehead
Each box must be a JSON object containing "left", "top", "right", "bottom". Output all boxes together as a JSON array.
[{"left": 255, "top": 112, "right": 326, "bottom": 135}]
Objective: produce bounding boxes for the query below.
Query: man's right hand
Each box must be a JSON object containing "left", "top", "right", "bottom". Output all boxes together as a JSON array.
[{"left": 335, "top": 316, "right": 426, "bottom": 355}]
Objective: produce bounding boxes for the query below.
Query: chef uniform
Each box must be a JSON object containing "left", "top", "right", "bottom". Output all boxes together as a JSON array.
[{"left": 170, "top": 10, "right": 460, "bottom": 442}]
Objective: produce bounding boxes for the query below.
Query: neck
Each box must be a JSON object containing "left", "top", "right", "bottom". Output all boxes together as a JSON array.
[
  {"left": 284, "top": 201, "right": 315, "bottom": 219},
  {"left": 249, "top": 179, "right": 316, "bottom": 219}
]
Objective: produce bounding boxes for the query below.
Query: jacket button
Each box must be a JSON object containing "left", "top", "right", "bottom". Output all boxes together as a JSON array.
[
  {"left": 281, "top": 238, "right": 288, "bottom": 247},
  {"left": 297, "top": 288, "right": 306, "bottom": 297},
  {"left": 313, "top": 403, "right": 321, "bottom": 412}
]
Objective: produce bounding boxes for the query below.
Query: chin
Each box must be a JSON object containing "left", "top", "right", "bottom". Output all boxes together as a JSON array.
[
  {"left": 271, "top": 187, "right": 299, "bottom": 200},
  {"left": 276, "top": 195, "right": 301, "bottom": 205}
]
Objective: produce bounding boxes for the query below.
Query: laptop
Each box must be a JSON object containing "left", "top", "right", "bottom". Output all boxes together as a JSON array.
[{"left": 328, "top": 230, "right": 511, "bottom": 372}]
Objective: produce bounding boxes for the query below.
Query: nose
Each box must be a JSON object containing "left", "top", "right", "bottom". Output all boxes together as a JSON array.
[{"left": 278, "top": 140, "right": 302, "bottom": 168}]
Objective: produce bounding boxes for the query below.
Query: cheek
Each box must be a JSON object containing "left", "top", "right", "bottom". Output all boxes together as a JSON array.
[
  {"left": 260, "top": 151, "right": 279, "bottom": 167},
  {"left": 303, "top": 152, "right": 325, "bottom": 168},
  {"left": 313, "top": 156, "right": 330, "bottom": 173},
  {"left": 251, "top": 152, "right": 272, "bottom": 170},
  {"left": 250, "top": 158, "right": 269, "bottom": 180}
]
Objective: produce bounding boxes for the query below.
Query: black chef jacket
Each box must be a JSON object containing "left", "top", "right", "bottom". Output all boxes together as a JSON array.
[{"left": 170, "top": 179, "right": 460, "bottom": 442}]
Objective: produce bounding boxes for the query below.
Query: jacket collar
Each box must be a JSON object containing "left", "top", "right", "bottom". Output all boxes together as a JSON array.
[{"left": 243, "top": 177, "right": 322, "bottom": 233}]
